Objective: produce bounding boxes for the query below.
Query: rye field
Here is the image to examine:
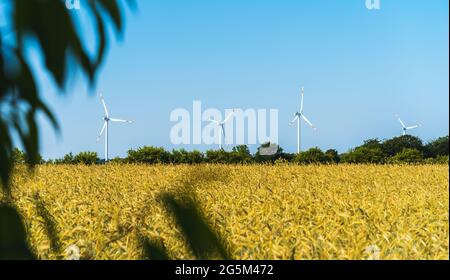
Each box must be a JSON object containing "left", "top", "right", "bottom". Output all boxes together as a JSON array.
[{"left": 3, "top": 164, "right": 449, "bottom": 260}]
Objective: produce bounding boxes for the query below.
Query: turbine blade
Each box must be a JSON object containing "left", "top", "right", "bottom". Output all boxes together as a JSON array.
[
  {"left": 289, "top": 114, "right": 299, "bottom": 125},
  {"left": 100, "top": 94, "right": 109, "bottom": 117},
  {"left": 301, "top": 114, "right": 316, "bottom": 130},
  {"left": 221, "top": 124, "right": 226, "bottom": 137},
  {"left": 223, "top": 110, "right": 234, "bottom": 123},
  {"left": 300, "top": 87, "right": 305, "bottom": 113},
  {"left": 110, "top": 118, "right": 133, "bottom": 123},
  {"left": 208, "top": 118, "right": 220, "bottom": 125},
  {"left": 396, "top": 115, "right": 406, "bottom": 128},
  {"left": 406, "top": 125, "right": 419, "bottom": 130},
  {"left": 96, "top": 122, "right": 107, "bottom": 142}
]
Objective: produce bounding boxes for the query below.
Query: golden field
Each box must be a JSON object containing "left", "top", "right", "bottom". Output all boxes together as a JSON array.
[{"left": 3, "top": 164, "right": 449, "bottom": 260}]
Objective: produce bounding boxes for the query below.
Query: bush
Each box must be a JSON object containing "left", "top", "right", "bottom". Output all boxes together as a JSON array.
[
  {"left": 424, "top": 136, "right": 449, "bottom": 158},
  {"left": 294, "top": 147, "right": 329, "bottom": 164},
  {"left": 127, "top": 146, "right": 171, "bottom": 164},
  {"left": 340, "top": 147, "right": 385, "bottom": 164},
  {"left": 171, "top": 149, "right": 204, "bottom": 164},
  {"left": 325, "top": 149, "right": 340, "bottom": 163},
  {"left": 388, "top": 148, "right": 423, "bottom": 164},
  {"left": 205, "top": 150, "right": 230, "bottom": 164},
  {"left": 423, "top": 155, "right": 449, "bottom": 164},
  {"left": 74, "top": 152, "right": 99, "bottom": 165},
  {"left": 185, "top": 150, "right": 204, "bottom": 164},
  {"left": 10, "top": 148, "right": 44, "bottom": 164},
  {"left": 109, "top": 157, "right": 126, "bottom": 164},
  {"left": 360, "top": 139, "right": 383, "bottom": 150},
  {"left": 54, "top": 153, "right": 75, "bottom": 164},
  {"left": 435, "top": 155, "right": 449, "bottom": 164},
  {"left": 382, "top": 135, "right": 424, "bottom": 157},
  {"left": 229, "top": 145, "right": 253, "bottom": 164},
  {"left": 11, "top": 148, "right": 26, "bottom": 164}
]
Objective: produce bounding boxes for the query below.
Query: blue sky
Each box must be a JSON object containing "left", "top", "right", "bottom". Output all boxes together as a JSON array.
[{"left": 10, "top": 0, "right": 450, "bottom": 159}]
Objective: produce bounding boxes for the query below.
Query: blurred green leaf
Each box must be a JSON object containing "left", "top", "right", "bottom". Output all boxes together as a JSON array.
[
  {"left": 0, "top": 0, "right": 131, "bottom": 193},
  {"left": 0, "top": 204, "right": 36, "bottom": 260}
]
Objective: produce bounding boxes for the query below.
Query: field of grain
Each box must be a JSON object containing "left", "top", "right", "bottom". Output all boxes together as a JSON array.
[{"left": 3, "top": 164, "right": 449, "bottom": 260}]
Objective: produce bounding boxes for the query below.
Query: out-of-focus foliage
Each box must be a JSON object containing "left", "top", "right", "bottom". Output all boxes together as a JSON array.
[
  {"left": 0, "top": 204, "right": 36, "bottom": 260},
  {"left": 0, "top": 0, "right": 133, "bottom": 194}
]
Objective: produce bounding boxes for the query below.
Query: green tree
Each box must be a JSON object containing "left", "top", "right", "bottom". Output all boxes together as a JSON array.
[
  {"left": 229, "top": 145, "right": 253, "bottom": 164},
  {"left": 74, "top": 151, "right": 99, "bottom": 165},
  {"left": 11, "top": 148, "right": 25, "bottom": 164},
  {"left": 205, "top": 149, "right": 230, "bottom": 164},
  {"left": 294, "top": 147, "right": 328, "bottom": 164},
  {"left": 127, "top": 146, "right": 171, "bottom": 164},
  {"left": 325, "top": 149, "right": 340, "bottom": 163},
  {"left": 186, "top": 150, "right": 204, "bottom": 164},
  {"left": 424, "top": 136, "right": 449, "bottom": 158},
  {"left": 54, "top": 152, "right": 75, "bottom": 164},
  {"left": 171, "top": 149, "right": 204, "bottom": 164},
  {"left": 340, "top": 147, "right": 385, "bottom": 164},
  {"left": 382, "top": 135, "right": 424, "bottom": 157},
  {"left": 389, "top": 148, "right": 423, "bottom": 164},
  {"left": 170, "top": 149, "right": 189, "bottom": 164},
  {"left": 360, "top": 138, "right": 383, "bottom": 150},
  {"left": 109, "top": 156, "right": 126, "bottom": 164}
]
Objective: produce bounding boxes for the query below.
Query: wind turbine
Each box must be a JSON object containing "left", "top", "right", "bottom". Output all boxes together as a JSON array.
[
  {"left": 96, "top": 94, "right": 133, "bottom": 161},
  {"left": 395, "top": 114, "right": 421, "bottom": 136},
  {"left": 290, "top": 87, "right": 317, "bottom": 153},
  {"left": 208, "top": 110, "right": 235, "bottom": 150}
]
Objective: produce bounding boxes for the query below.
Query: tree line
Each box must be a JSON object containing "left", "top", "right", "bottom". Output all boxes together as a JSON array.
[{"left": 12, "top": 135, "right": 449, "bottom": 165}]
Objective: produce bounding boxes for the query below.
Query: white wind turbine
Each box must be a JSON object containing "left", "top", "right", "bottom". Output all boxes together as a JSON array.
[
  {"left": 208, "top": 110, "right": 235, "bottom": 150},
  {"left": 96, "top": 94, "right": 133, "bottom": 161},
  {"left": 290, "top": 87, "right": 317, "bottom": 153},
  {"left": 395, "top": 114, "right": 421, "bottom": 136}
]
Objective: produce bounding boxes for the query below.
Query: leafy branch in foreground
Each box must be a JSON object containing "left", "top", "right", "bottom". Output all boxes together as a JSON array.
[
  {"left": 0, "top": 204, "right": 35, "bottom": 260},
  {"left": 1, "top": 0, "right": 134, "bottom": 194}
]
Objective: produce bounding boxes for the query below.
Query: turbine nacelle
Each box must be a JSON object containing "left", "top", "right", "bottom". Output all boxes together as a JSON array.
[{"left": 395, "top": 114, "right": 421, "bottom": 136}]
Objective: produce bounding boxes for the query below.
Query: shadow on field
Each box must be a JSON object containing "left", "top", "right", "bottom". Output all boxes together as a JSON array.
[
  {"left": 0, "top": 167, "right": 233, "bottom": 260},
  {"left": 140, "top": 167, "right": 233, "bottom": 260},
  {"left": 34, "top": 193, "right": 63, "bottom": 257}
]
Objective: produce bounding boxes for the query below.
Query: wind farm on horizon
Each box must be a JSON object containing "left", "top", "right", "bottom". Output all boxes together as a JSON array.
[{"left": 94, "top": 87, "right": 424, "bottom": 162}]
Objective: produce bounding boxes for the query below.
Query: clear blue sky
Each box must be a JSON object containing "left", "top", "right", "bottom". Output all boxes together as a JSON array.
[{"left": 17, "top": 0, "right": 450, "bottom": 159}]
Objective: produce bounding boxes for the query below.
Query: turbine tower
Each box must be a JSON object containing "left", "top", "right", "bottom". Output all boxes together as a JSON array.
[
  {"left": 395, "top": 114, "right": 421, "bottom": 136},
  {"left": 208, "top": 110, "right": 235, "bottom": 150},
  {"left": 97, "top": 94, "right": 133, "bottom": 161},
  {"left": 290, "top": 87, "right": 317, "bottom": 153}
]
